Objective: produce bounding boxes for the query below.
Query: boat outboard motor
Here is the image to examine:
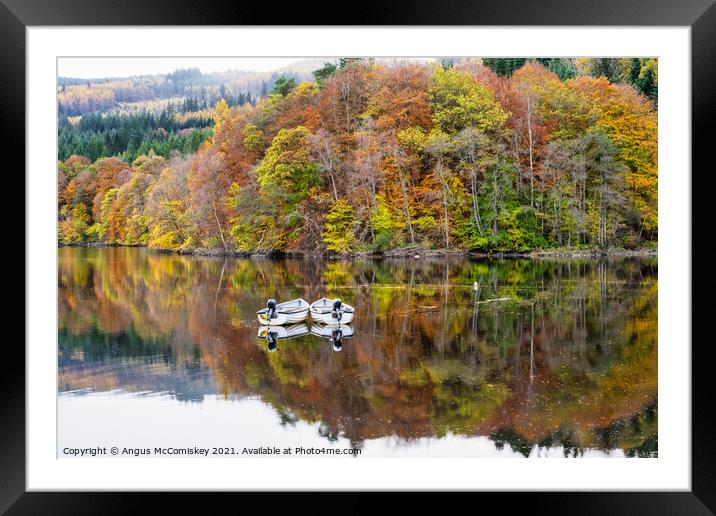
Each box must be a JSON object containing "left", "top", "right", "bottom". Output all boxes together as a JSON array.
[
  {"left": 331, "top": 328, "right": 343, "bottom": 351},
  {"left": 266, "top": 331, "right": 278, "bottom": 352},
  {"left": 332, "top": 298, "right": 343, "bottom": 322},
  {"left": 267, "top": 298, "right": 277, "bottom": 320}
]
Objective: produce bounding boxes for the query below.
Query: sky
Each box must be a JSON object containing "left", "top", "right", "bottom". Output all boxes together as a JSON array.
[{"left": 57, "top": 57, "right": 312, "bottom": 79}]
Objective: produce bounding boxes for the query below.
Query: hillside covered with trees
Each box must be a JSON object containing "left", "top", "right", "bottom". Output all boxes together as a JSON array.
[
  {"left": 57, "top": 57, "right": 658, "bottom": 254},
  {"left": 57, "top": 66, "right": 292, "bottom": 162}
]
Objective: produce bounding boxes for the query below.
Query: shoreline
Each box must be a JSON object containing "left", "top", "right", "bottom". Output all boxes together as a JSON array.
[{"left": 58, "top": 243, "right": 657, "bottom": 259}]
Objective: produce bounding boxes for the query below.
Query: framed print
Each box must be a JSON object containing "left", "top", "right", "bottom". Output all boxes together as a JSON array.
[{"left": 6, "top": 0, "right": 714, "bottom": 511}]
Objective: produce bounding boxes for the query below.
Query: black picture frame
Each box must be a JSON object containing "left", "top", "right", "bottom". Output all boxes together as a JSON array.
[{"left": 6, "top": 0, "right": 713, "bottom": 512}]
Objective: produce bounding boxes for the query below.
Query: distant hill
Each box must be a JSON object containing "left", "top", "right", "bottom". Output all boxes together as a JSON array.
[{"left": 57, "top": 62, "right": 320, "bottom": 117}]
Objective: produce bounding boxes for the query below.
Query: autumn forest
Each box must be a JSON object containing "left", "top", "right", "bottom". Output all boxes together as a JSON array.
[{"left": 57, "top": 58, "right": 658, "bottom": 254}]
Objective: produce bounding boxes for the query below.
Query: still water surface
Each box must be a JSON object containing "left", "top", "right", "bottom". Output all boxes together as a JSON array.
[{"left": 58, "top": 247, "right": 657, "bottom": 458}]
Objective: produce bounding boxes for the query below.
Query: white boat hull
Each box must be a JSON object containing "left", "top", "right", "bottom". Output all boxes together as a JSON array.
[
  {"left": 310, "top": 310, "right": 354, "bottom": 325},
  {"left": 257, "top": 310, "right": 309, "bottom": 326},
  {"left": 309, "top": 298, "right": 355, "bottom": 324},
  {"left": 257, "top": 298, "right": 310, "bottom": 325}
]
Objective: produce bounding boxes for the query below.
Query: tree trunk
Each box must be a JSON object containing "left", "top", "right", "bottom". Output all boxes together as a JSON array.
[
  {"left": 527, "top": 96, "right": 535, "bottom": 210},
  {"left": 470, "top": 167, "right": 483, "bottom": 235},
  {"left": 492, "top": 167, "right": 498, "bottom": 236},
  {"left": 540, "top": 174, "right": 545, "bottom": 237},
  {"left": 443, "top": 187, "right": 450, "bottom": 248},
  {"left": 213, "top": 200, "right": 227, "bottom": 250},
  {"left": 329, "top": 172, "right": 338, "bottom": 201},
  {"left": 437, "top": 159, "right": 451, "bottom": 248},
  {"left": 394, "top": 150, "right": 415, "bottom": 244}
]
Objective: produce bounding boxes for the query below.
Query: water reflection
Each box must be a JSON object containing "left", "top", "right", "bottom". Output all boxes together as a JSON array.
[
  {"left": 58, "top": 247, "right": 658, "bottom": 457},
  {"left": 310, "top": 323, "right": 353, "bottom": 351}
]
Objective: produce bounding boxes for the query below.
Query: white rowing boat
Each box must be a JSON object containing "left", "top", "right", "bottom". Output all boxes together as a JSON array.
[
  {"left": 309, "top": 297, "right": 355, "bottom": 324},
  {"left": 257, "top": 298, "right": 309, "bottom": 325}
]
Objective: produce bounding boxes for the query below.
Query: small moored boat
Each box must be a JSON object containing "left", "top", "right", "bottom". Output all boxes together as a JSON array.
[
  {"left": 257, "top": 298, "right": 309, "bottom": 325},
  {"left": 309, "top": 298, "right": 355, "bottom": 324}
]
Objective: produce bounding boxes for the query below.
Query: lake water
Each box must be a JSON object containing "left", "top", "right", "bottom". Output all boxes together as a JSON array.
[{"left": 58, "top": 247, "right": 657, "bottom": 458}]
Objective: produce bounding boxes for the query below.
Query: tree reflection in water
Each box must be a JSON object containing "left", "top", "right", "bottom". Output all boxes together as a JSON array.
[{"left": 59, "top": 247, "right": 658, "bottom": 457}]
